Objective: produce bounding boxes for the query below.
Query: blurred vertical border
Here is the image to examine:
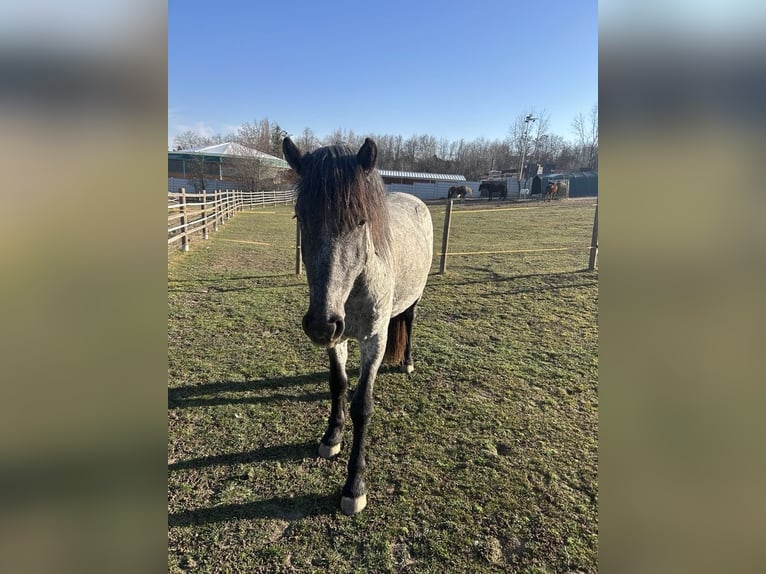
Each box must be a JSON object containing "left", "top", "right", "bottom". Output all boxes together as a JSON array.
[
  {"left": 600, "top": 2, "right": 766, "bottom": 572},
  {"left": 0, "top": 2, "right": 167, "bottom": 572}
]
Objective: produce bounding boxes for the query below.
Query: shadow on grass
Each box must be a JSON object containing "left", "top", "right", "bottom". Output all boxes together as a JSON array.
[
  {"left": 170, "top": 390, "right": 329, "bottom": 409},
  {"left": 167, "top": 274, "right": 306, "bottom": 293},
  {"left": 169, "top": 273, "right": 297, "bottom": 283},
  {"left": 168, "top": 492, "right": 337, "bottom": 526},
  {"left": 488, "top": 280, "right": 598, "bottom": 298},
  {"left": 169, "top": 375, "right": 328, "bottom": 409},
  {"left": 429, "top": 269, "right": 595, "bottom": 286},
  {"left": 169, "top": 440, "right": 318, "bottom": 472}
]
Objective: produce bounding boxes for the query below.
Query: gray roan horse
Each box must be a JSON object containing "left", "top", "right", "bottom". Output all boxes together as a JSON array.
[{"left": 283, "top": 137, "right": 433, "bottom": 515}]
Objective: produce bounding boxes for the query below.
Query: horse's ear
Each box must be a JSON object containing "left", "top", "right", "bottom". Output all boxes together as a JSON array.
[
  {"left": 357, "top": 138, "right": 377, "bottom": 172},
  {"left": 283, "top": 137, "right": 303, "bottom": 175}
]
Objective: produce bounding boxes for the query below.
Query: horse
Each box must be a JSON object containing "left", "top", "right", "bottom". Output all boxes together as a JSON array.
[
  {"left": 479, "top": 180, "right": 507, "bottom": 201},
  {"left": 447, "top": 185, "right": 473, "bottom": 201},
  {"left": 283, "top": 137, "right": 433, "bottom": 515},
  {"left": 544, "top": 181, "right": 559, "bottom": 201}
]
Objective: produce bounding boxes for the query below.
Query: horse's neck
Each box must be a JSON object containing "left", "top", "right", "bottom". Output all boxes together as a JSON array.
[{"left": 358, "top": 220, "right": 394, "bottom": 279}]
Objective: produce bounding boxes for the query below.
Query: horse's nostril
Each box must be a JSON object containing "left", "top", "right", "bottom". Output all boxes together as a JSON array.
[
  {"left": 302, "top": 313, "right": 343, "bottom": 343},
  {"left": 328, "top": 315, "right": 344, "bottom": 339}
]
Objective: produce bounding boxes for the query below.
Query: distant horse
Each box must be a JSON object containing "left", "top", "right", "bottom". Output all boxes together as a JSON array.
[
  {"left": 544, "top": 181, "right": 559, "bottom": 201},
  {"left": 447, "top": 185, "right": 473, "bottom": 201},
  {"left": 283, "top": 137, "right": 433, "bottom": 515},
  {"left": 479, "top": 180, "right": 507, "bottom": 201}
]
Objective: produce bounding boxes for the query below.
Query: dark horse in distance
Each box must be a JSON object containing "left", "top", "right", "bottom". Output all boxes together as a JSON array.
[
  {"left": 479, "top": 180, "right": 507, "bottom": 201},
  {"left": 283, "top": 137, "right": 433, "bottom": 515},
  {"left": 447, "top": 185, "right": 473, "bottom": 200}
]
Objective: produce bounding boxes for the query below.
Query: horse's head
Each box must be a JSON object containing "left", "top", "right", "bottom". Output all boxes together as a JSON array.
[{"left": 284, "top": 137, "right": 389, "bottom": 347}]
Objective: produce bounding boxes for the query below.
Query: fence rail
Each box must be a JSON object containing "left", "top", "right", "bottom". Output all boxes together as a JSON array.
[
  {"left": 168, "top": 188, "right": 295, "bottom": 252},
  {"left": 437, "top": 199, "right": 598, "bottom": 273}
]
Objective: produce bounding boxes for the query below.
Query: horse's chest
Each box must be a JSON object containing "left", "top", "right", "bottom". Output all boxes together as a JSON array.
[{"left": 342, "top": 283, "right": 390, "bottom": 338}]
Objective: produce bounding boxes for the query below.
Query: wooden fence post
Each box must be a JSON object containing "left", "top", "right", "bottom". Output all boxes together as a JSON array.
[
  {"left": 212, "top": 190, "right": 219, "bottom": 232},
  {"left": 588, "top": 202, "right": 598, "bottom": 270},
  {"left": 201, "top": 189, "right": 209, "bottom": 239},
  {"left": 439, "top": 199, "right": 454, "bottom": 274},
  {"left": 180, "top": 187, "right": 189, "bottom": 252},
  {"left": 295, "top": 218, "right": 302, "bottom": 275}
]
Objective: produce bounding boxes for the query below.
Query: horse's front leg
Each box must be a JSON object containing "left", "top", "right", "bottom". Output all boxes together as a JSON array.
[
  {"left": 319, "top": 340, "right": 348, "bottom": 458},
  {"left": 341, "top": 335, "right": 385, "bottom": 515}
]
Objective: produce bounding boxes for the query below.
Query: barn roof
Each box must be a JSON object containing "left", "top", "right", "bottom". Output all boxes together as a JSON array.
[
  {"left": 378, "top": 169, "right": 466, "bottom": 182},
  {"left": 535, "top": 171, "right": 598, "bottom": 180},
  {"left": 171, "top": 142, "right": 289, "bottom": 168}
]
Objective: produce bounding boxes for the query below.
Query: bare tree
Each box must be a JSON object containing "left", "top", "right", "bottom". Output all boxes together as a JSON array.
[
  {"left": 436, "top": 137, "right": 452, "bottom": 162},
  {"left": 555, "top": 143, "right": 581, "bottom": 171},
  {"left": 571, "top": 104, "right": 598, "bottom": 169},
  {"left": 534, "top": 133, "right": 566, "bottom": 167},
  {"left": 227, "top": 157, "right": 265, "bottom": 192},
  {"left": 184, "top": 154, "right": 209, "bottom": 194},
  {"left": 269, "top": 123, "right": 288, "bottom": 158},
  {"left": 236, "top": 118, "right": 273, "bottom": 153},
  {"left": 172, "top": 130, "right": 211, "bottom": 151},
  {"left": 174, "top": 107, "right": 599, "bottom": 185},
  {"left": 507, "top": 110, "right": 551, "bottom": 178},
  {"left": 321, "top": 128, "right": 366, "bottom": 150},
  {"left": 295, "top": 127, "right": 320, "bottom": 151}
]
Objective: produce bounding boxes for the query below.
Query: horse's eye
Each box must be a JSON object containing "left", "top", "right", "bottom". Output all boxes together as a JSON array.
[{"left": 357, "top": 220, "right": 366, "bottom": 227}]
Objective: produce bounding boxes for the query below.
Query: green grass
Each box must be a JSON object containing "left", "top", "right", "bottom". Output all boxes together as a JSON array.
[{"left": 168, "top": 199, "right": 598, "bottom": 573}]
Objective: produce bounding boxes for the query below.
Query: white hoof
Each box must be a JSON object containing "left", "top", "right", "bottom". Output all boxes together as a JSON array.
[
  {"left": 318, "top": 442, "right": 340, "bottom": 458},
  {"left": 401, "top": 363, "right": 414, "bottom": 374},
  {"left": 341, "top": 493, "right": 367, "bottom": 515}
]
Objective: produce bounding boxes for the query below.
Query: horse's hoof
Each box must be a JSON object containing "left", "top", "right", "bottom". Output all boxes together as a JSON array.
[
  {"left": 341, "top": 493, "right": 367, "bottom": 515},
  {"left": 318, "top": 442, "right": 340, "bottom": 458},
  {"left": 401, "top": 363, "right": 414, "bottom": 374}
]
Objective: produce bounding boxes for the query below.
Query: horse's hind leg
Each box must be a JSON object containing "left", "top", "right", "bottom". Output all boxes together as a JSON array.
[
  {"left": 319, "top": 340, "right": 348, "bottom": 458},
  {"left": 401, "top": 300, "right": 418, "bottom": 374}
]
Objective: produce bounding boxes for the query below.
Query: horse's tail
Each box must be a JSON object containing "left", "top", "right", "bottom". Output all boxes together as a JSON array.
[{"left": 383, "top": 313, "right": 407, "bottom": 365}]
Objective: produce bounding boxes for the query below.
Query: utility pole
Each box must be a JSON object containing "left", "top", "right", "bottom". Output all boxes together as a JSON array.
[{"left": 518, "top": 114, "right": 537, "bottom": 190}]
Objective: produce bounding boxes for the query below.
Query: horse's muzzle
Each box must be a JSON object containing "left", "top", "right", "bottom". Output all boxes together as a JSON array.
[{"left": 302, "top": 313, "right": 345, "bottom": 346}]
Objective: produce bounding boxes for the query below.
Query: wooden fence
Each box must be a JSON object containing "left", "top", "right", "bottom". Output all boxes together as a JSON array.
[
  {"left": 170, "top": 191, "right": 599, "bottom": 274},
  {"left": 168, "top": 188, "right": 295, "bottom": 252}
]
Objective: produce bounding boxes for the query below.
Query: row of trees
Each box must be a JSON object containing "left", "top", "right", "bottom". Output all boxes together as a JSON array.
[{"left": 171, "top": 106, "right": 598, "bottom": 183}]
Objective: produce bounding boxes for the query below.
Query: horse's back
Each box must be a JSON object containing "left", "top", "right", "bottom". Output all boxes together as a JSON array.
[{"left": 386, "top": 192, "right": 433, "bottom": 314}]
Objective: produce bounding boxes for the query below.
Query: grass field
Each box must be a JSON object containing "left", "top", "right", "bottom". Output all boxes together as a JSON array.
[{"left": 168, "top": 198, "right": 598, "bottom": 573}]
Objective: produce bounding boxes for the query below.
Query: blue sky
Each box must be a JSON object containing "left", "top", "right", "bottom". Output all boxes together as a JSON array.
[{"left": 168, "top": 0, "right": 597, "bottom": 148}]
